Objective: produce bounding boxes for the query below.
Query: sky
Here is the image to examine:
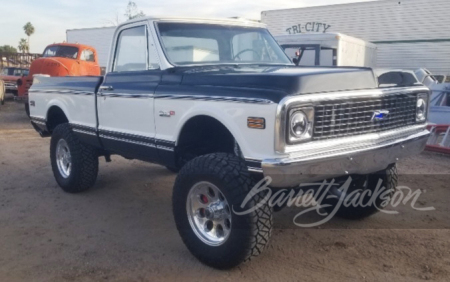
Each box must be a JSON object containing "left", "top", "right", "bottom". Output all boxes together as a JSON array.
[{"left": 0, "top": 0, "right": 377, "bottom": 53}]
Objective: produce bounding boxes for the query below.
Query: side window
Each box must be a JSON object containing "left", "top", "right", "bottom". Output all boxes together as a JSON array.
[
  {"left": 113, "top": 26, "right": 148, "bottom": 72},
  {"left": 80, "top": 50, "right": 95, "bottom": 62}
]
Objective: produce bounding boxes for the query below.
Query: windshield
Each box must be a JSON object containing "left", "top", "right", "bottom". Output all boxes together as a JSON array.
[
  {"left": 42, "top": 46, "right": 79, "bottom": 59},
  {"left": 156, "top": 23, "right": 292, "bottom": 66},
  {"left": 1, "top": 68, "right": 28, "bottom": 76}
]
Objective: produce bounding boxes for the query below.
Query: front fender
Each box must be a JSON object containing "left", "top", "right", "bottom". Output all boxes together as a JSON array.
[{"left": 154, "top": 98, "right": 280, "bottom": 161}]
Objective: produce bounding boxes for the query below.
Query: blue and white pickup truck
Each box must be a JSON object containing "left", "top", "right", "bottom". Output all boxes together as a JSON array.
[{"left": 29, "top": 17, "right": 430, "bottom": 269}]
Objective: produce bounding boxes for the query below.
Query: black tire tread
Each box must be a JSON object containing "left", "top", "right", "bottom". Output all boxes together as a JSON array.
[
  {"left": 325, "top": 165, "right": 399, "bottom": 220},
  {"left": 50, "top": 124, "right": 98, "bottom": 193},
  {"left": 173, "top": 153, "right": 272, "bottom": 269}
]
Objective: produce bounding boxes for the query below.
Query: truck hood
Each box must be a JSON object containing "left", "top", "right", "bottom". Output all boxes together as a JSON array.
[
  {"left": 175, "top": 65, "right": 378, "bottom": 103},
  {"left": 29, "top": 57, "right": 75, "bottom": 77}
]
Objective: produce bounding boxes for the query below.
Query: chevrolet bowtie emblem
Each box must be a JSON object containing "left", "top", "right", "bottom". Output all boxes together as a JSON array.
[{"left": 371, "top": 110, "right": 390, "bottom": 121}]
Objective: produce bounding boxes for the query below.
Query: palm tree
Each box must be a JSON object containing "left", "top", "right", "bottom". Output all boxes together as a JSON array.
[
  {"left": 23, "top": 22, "right": 35, "bottom": 52},
  {"left": 18, "top": 38, "right": 29, "bottom": 53}
]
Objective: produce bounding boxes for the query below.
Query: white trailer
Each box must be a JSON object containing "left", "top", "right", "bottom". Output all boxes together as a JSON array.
[
  {"left": 66, "top": 27, "right": 116, "bottom": 69},
  {"left": 262, "top": 0, "right": 450, "bottom": 75},
  {"left": 275, "top": 32, "right": 377, "bottom": 67}
]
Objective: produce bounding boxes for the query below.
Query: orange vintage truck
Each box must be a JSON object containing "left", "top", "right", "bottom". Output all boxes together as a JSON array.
[{"left": 18, "top": 43, "right": 100, "bottom": 114}]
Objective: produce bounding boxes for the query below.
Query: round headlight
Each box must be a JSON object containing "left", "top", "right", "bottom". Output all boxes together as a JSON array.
[
  {"left": 290, "top": 111, "right": 308, "bottom": 137},
  {"left": 416, "top": 98, "right": 427, "bottom": 121}
]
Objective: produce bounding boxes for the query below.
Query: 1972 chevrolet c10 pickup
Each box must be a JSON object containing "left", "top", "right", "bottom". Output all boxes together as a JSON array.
[{"left": 29, "top": 17, "right": 431, "bottom": 269}]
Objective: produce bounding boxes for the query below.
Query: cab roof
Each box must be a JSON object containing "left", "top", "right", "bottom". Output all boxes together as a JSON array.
[
  {"left": 119, "top": 16, "right": 265, "bottom": 29},
  {"left": 46, "top": 43, "right": 96, "bottom": 50}
]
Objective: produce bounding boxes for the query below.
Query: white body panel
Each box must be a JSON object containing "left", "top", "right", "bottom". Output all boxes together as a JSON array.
[
  {"left": 262, "top": 0, "right": 450, "bottom": 75},
  {"left": 31, "top": 92, "right": 97, "bottom": 129},
  {"left": 154, "top": 99, "right": 280, "bottom": 160},
  {"left": 97, "top": 96, "right": 155, "bottom": 139}
]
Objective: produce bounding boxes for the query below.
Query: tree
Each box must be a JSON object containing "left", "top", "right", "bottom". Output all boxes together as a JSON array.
[
  {"left": 18, "top": 39, "right": 29, "bottom": 53},
  {"left": 0, "top": 45, "right": 18, "bottom": 53},
  {"left": 23, "top": 22, "right": 35, "bottom": 51},
  {"left": 124, "top": 1, "right": 145, "bottom": 20}
]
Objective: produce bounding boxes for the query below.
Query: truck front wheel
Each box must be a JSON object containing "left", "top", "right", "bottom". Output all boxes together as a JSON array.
[
  {"left": 50, "top": 124, "right": 99, "bottom": 193},
  {"left": 172, "top": 153, "right": 273, "bottom": 269}
]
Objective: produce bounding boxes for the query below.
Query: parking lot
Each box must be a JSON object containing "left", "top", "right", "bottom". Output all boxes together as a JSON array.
[{"left": 0, "top": 97, "right": 449, "bottom": 282}]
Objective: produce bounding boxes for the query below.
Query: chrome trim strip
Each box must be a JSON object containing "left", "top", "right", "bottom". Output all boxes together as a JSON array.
[
  {"left": 73, "top": 129, "right": 97, "bottom": 136},
  {"left": 98, "top": 129, "right": 176, "bottom": 151},
  {"left": 245, "top": 157, "right": 263, "bottom": 163},
  {"left": 155, "top": 94, "right": 274, "bottom": 104},
  {"left": 247, "top": 167, "right": 263, "bottom": 173},
  {"left": 99, "top": 134, "right": 157, "bottom": 148},
  {"left": 29, "top": 89, "right": 95, "bottom": 95},
  {"left": 275, "top": 86, "right": 431, "bottom": 154},
  {"left": 156, "top": 145, "right": 175, "bottom": 152},
  {"left": 100, "top": 92, "right": 154, "bottom": 98},
  {"left": 30, "top": 116, "right": 46, "bottom": 122},
  {"left": 156, "top": 139, "right": 176, "bottom": 146}
]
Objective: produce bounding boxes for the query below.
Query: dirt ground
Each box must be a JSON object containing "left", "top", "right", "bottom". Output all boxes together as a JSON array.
[{"left": 0, "top": 97, "right": 449, "bottom": 282}]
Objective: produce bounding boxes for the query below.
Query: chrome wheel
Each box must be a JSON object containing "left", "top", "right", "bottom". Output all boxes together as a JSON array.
[
  {"left": 186, "top": 181, "right": 232, "bottom": 246},
  {"left": 56, "top": 139, "right": 72, "bottom": 178}
]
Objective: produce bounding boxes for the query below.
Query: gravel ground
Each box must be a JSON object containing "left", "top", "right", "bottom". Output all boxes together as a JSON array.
[{"left": 0, "top": 97, "right": 449, "bottom": 282}]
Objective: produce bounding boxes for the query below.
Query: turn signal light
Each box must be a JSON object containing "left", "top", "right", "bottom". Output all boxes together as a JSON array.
[{"left": 247, "top": 117, "right": 265, "bottom": 129}]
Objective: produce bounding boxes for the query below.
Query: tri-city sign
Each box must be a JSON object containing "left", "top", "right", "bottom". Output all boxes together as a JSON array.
[{"left": 286, "top": 22, "right": 332, "bottom": 34}]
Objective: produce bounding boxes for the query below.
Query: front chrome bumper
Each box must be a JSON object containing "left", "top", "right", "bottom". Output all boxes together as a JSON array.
[{"left": 262, "top": 126, "right": 430, "bottom": 188}]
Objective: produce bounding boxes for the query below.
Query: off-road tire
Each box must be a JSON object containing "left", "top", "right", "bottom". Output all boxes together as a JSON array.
[
  {"left": 321, "top": 165, "right": 398, "bottom": 220},
  {"left": 173, "top": 153, "right": 273, "bottom": 269},
  {"left": 50, "top": 124, "right": 99, "bottom": 193}
]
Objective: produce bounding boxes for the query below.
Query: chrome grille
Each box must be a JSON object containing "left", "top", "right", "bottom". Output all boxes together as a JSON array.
[{"left": 313, "top": 93, "right": 418, "bottom": 140}]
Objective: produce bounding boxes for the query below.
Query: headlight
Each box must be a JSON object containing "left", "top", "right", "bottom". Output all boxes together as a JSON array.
[
  {"left": 416, "top": 94, "right": 428, "bottom": 122},
  {"left": 291, "top": 112, "right": 308, "bottom": 137},
  {"left": 288, "top": 107, "right": 314, "bottom": 144}
]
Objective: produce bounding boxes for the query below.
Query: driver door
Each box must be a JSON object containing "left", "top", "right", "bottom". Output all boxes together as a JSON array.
[{"left": 97, "top": 22, "right": 161, "bottom": 162}]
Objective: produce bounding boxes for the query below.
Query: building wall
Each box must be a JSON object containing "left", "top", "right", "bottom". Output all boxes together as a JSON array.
[
  {"left": 262, "top": 0, "right": 450, "bottom": 75},
  {"left": 66, "top": 27, "right": 116, "bottom": 68}
]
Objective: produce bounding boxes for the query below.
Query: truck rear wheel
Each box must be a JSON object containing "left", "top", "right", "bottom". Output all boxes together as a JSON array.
[
  {"left": 172, "top": 153, "right": 273, "bottom": 269},
  {"left": 320, "top": 165, "right": 398, "bottom": 220},
  {"left": 50, "top": 124, "right": 99, "bottom": 193}
]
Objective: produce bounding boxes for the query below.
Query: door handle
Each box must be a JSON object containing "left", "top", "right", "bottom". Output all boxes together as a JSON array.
[{"left": 99, "top": 85, "right": 114, "bottom": 91}]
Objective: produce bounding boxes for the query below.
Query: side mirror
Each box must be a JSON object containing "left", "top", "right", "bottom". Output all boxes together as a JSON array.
[{"left": 292, "top": 58, "right": 299, "bottom": 66}]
